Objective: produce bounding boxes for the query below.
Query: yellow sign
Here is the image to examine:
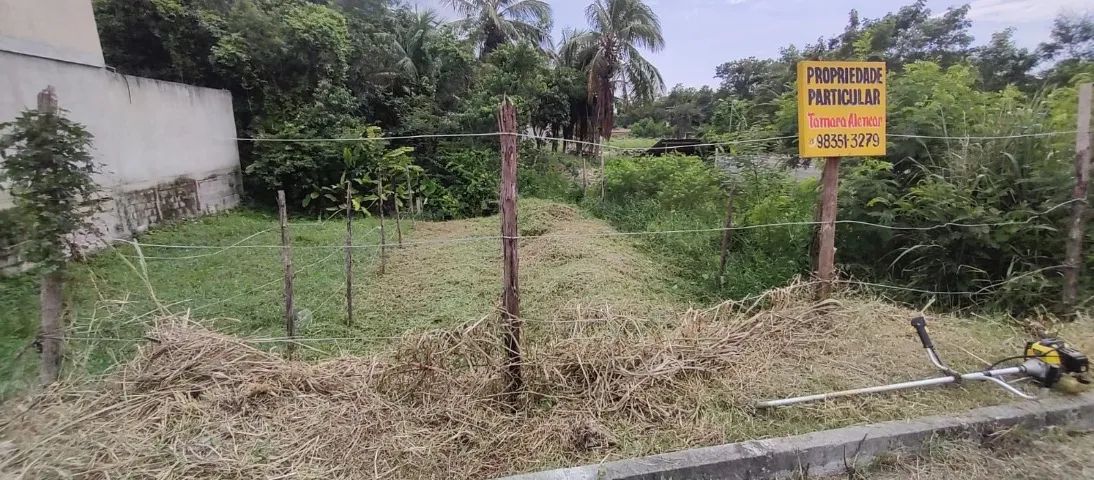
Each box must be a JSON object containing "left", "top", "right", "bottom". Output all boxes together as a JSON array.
[{"left": 797, "top": 61, "right": 887, "bottom": 158}]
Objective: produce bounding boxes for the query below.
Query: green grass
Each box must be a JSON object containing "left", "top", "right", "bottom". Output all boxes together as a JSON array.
[
  {"left": 606, "top": 137, "right": 658, "bottom": 150},
  {"left": 0, "top": 209, "right": 398, "bottom": 397},
  {"left": 5, "top": 198, "right": 1094, "bottom": 478}
]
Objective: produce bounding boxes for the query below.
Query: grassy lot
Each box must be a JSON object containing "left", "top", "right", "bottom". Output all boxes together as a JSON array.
[
  {"left": 0, "top": 210, "right": 390, "bottom": 397},
  {"left": 607, "top": 136, "right": 659, "bottom": 150},
  {"left": 2, "top": 199, "right": 1092, "bottom": 478}
]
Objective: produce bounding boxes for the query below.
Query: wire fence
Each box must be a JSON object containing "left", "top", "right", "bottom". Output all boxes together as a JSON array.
[
  {"left": 101, "top": 198, "right": 1079, "bottom": 256},
  {"left": 6, "top": 263, "right": 1069, "bottom": 348},
  {"left": 227, "top": 129, "right": 1080, "bottom": 152},
  {"left": 3, "top": 127, "right": 1087, "bottom": 369}
]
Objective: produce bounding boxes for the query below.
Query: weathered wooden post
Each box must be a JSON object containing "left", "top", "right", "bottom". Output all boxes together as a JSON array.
[
  {"left": 345, "top": 182, "right": 354, "bottom": 326},
  {"left": 815, "top": 157, "right": 840, "bottom": 300},
  {"left": 717, "top": 187, "right": 735, "bottom": 287},
  {"left": 377, "top": 176, "right": 387, "bottom": 275},
  {"left": 37, "top": 86, "right": 63, "bottom": 385},
  {"left": 1064, "top": 83, "right": 1093, "bottom": 314},
  {"left": 277, "top": 190, "right": 296, "bottom": 358},
  {"left": 498, "top": 98, "right": 523, "bottom": 407}
]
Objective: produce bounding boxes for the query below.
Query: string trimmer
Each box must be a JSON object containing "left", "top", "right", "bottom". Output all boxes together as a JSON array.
[{"left": 757, "top": 316, "right": 1089, "bottom": 408}]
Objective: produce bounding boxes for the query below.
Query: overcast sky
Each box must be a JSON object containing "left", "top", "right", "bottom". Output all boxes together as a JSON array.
[{"left": 414, "top": 0, "right": 1094, "bottom": 89}]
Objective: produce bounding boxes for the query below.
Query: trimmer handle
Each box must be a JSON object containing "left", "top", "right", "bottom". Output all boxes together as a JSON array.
[{"left": 911, "top": 316, "right": 934, "bottom": 349}]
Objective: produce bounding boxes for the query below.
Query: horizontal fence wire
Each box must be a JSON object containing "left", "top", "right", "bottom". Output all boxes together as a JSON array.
[
  {"left": 106, "top": 199, "right": 1079, "bottom": 255},
  {"left": 9, "top": 265, "right": 1073, "bottom": 346},
  {"left": 5, "top": 128, "right": 1082, "bottom": 350},
  {"left": 225, "top": 130, "right": 1080, "bottom": 151}
]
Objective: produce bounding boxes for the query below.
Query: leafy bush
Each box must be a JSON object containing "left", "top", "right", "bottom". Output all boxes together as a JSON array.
[
  {"left": 591, "top": 154, "right": 813, "bottom": 300},
  {"left": 629, "top": 117, "right": 672, "bottom": 139},
  {"left": 435, "top": 146, "right": 499, "bottom": 217},
  {"left": 835, "top": 63, "right": 1083, "bottom": 312},
  {"left": 602, "top": 154, "right": 724, "bottom": 210},
  {"left": 519, "top": 148, "right": 582, "bottom": 203},
  {"left": 244, "top": 84, "right": 363, "bottom": 205}
]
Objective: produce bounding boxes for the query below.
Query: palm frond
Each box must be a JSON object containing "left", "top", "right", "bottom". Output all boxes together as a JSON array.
[
  {"left": 559, "top": 29, "right": 598, "bottom": 68},
  {"left": 500, "top": 0, "right": 552, "bottom": 29},
  {"left": 622, "top": 46, "right": 664, "bottom": 101},
  {"left": 443, "top": 0, "right": 479, "bottom": 17}
]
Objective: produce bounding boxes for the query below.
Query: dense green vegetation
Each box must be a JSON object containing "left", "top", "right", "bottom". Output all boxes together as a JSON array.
[
  {"left": 4, "top": 0, "right": 1094, "bottom": 339},
  {"left": 589, "top": 154, "right": 815, "bottom": 300},
  {"left": 610, "top": 4, "right": 1094, "bottom": 311}
]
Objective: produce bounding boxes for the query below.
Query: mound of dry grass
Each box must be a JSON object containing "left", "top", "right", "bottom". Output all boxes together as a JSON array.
[
  {"left": 3, "top": 200, "right": 1091, "bottom": 479},
  {"left": 0, "top": 287, "right": 834, "bottom": 479},
  {"left": 5, "top": 287, "right": 1086, "bottom": 479}
]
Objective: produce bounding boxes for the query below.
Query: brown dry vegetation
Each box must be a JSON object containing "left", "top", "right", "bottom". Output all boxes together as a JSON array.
[
  {"left": 1, "top": 200, "right": 1091, "bottom": 479},
  {"left": 828, "top": 427, "right": 1094, "bottom": 479}
]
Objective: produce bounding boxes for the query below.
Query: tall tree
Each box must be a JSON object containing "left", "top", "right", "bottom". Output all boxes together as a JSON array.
[
  {"left": 387, "top": 9, "right": 440, "bottom": 84},
  {"left": 444, "top": 0, "right": 552, "bottom": 55},
  {"left": 1039, "top": 14, "right": 1094, "bottom": 62},
  {"left": 973, "top": 29, "right": 1038, "bottom": 91},
  {"left": 562, "top": 0, "right": 664, "bottom": 142}
]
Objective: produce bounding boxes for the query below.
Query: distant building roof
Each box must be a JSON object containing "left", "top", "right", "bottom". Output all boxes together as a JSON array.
[{"left": 645, "top": 138, "right": 707, "bottom": 157}]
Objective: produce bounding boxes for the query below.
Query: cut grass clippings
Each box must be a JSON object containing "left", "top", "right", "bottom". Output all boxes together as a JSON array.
[
  {"left": 831, "top": 427, "right": 1094, "bottom": 479},
  {"left": 1, "top": 199, "right": 1092, "bottom": 478}
]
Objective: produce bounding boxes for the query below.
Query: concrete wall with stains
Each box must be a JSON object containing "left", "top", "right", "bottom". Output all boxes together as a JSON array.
[
  {"left": 0, "top": 0, "right": 105, "bottom": 67},
  {"left": 0, "top": 50, "right": 241, "bottom": 273}
]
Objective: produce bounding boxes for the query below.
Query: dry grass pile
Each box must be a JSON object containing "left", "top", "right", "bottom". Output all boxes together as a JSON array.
[{"left": 0, "top": 286, "right": 835, "bottom": 479}]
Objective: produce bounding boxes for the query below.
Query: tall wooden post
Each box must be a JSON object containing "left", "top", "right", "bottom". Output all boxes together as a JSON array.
[
  {"left": 582, "top": 156, "right": 588, "bottom": 193},
  {"left": 1064, "top": 83, "right": 1093, "bottom": 314},
  {"left": 717, "top": 188, "right": 735, "bottom": 287},
  {"left": 815, "top": 157, "right": 840, "bottom": 300},
  {"left": 498, "top": 98, "right": 523, "bottom": 407},
  {"left": 599, "top": 147, "right": 606, "bottom": 201},
  {"left": 393, "top": 179, "right": 403, "bottom": 247},
  {"left": 277, "top": 190, "right": 296, "bottom": 358},
  {"left": 345, "top": 182, "right": 354, "bottom": 326},
  {"left": 377, "top": 176, "right": 387, "bottom": 275},
  {"left": 37, "top": 86, "right": 63, "bottom": 385}
]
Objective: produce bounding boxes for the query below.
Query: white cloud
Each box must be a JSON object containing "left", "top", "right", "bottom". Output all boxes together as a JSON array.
[{"left": 969, "top": 0, "right": 1093, "bottom": 23}]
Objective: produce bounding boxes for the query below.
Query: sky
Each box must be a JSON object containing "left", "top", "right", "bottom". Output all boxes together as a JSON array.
[{"left": 415, "top": 0, "right": 1094, "bottom": 89}]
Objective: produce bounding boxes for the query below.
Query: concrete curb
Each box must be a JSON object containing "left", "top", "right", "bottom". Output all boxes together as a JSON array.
[{"left": 499, "top": 392, "right": 1094, "bottom": 480}]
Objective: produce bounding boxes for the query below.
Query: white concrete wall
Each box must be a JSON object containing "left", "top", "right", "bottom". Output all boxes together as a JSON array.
[
  {"left": 0, "top": 51, "right": 242, "bottom": 272},
  {"left": 0, "top": 0, "right": 104, "bottom": 67}
]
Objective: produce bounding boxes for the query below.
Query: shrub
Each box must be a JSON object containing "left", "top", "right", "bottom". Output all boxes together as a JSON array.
[
  {"left": 591, "top": 154, "right": 814, "bottom": 300},
  {"left": 602, "top": 154, "right": 724, "bottom": 211},
  {"left": 629, "top": 117, "right": 672, "bottom": 139}
]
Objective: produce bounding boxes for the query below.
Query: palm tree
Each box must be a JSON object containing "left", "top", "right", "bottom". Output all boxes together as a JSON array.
[
  {"left": 389, "top": 9, "right": 440, "bottom": 82},
  {"left": 562, "top": 0, "right": 664, "bottom": 142},
  {"left": 444, "top": 0, "right": 553, "bottom": 55}
]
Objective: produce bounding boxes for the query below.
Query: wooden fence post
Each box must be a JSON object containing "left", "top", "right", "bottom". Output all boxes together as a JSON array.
[
  {"left": 498, "top": 98, "right": 523, "bottom": 407},
  {"left": 582, "top": 155, "right": 588, "bottom": 193},
  {"left": 815, "top": 157, "right": 840, "bottom": 300},
  {"left": 599, "top": 148, "right": 606, "bottom": 201},
  {"left": 277, "top": 190, "right": 296, "bottom": 358},
  {"left": 345, "top": 182, "right": 354, "bottom": 326},
  {"left": 1064, "top": 83, "right": 1093, "bottom": 314},
  {"left": 37, "top": 86, "right": 63, "bottom": 385},
  {"left": 377, "top": 177, "right": 387, "bottom": 275},
  {"left": 717, "top": 187, "right": 735, "bottom": 287},
  {"left": 393, "top": 178, "right": 403, "bottom": 247}
]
